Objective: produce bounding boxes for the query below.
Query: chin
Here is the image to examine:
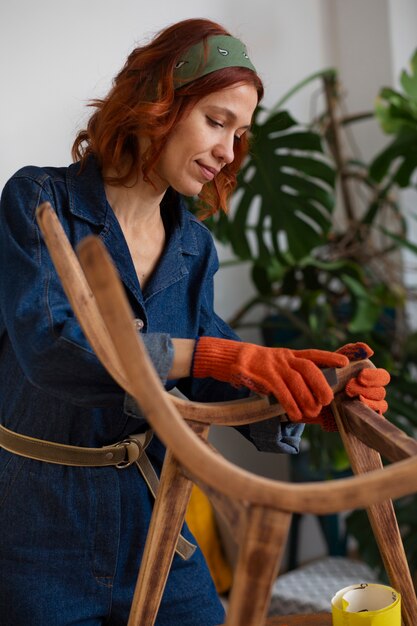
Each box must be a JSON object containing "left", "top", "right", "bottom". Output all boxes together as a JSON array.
[{"left": 172, "top": 181, "right": 204, "bottom": 197}]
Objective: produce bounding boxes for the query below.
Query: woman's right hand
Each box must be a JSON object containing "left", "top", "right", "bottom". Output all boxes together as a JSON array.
[{"left": 192, "top": 337, "right": 349, "bottom": 421}]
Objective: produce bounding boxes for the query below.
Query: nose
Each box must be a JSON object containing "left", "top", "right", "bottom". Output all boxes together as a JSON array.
[{"left": 213, "top": 133, "right": 235, "bottom": 166}]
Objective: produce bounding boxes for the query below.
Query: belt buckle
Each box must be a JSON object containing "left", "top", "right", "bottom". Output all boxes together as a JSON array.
[{"left": 114, "top": 438, "right": 143, "bottom": 469}]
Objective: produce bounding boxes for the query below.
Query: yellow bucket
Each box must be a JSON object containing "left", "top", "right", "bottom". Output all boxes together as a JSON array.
[{"left": 331, "top": 583, "right": 401, "bottom": 625}]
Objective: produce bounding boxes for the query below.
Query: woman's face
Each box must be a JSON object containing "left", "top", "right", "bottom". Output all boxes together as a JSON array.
[{"left": 154, "top": 82, "right": 258, "bottom": 196}]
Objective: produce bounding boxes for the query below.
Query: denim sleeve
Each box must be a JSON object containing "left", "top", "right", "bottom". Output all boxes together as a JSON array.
[
  {"left": 0, "top": 173, "right": 173, "bottom": 408},
  {"left": 123, "top": 334, "right": 174, "bottom": 419},
  {"left": 247, "top": 418, "right": 304, "bottom": 454}
]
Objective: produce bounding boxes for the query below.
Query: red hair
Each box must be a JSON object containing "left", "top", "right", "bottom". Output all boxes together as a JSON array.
[{"left": 72, "top": 18, "right": 264, "bottom": 216}]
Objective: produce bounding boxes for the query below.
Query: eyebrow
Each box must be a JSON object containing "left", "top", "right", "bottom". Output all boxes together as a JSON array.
[{"left": 208, "top": 106, "right": 252, "bottom": 130}]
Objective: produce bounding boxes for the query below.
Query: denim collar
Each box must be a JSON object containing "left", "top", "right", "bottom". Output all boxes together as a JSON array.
[
  {"left": 66, "top": 157, "right": 108, "bottom": 226},
  {"left": 65, "top": 156, "right": 200, "bottom": 316},
  {"left": 65, "top": 156, "right": 199, "bottom": 256}
]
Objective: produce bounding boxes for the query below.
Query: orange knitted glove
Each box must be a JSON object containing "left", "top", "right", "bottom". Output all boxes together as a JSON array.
[
  {"left": 340, "top": 343, "right": 390, "bottom": 414},
  {"left": 192, "top": 337, "right": 348, "bottom": 422},
  {"left": 316, "top": 342, "right": 391, "bottom": 431}
]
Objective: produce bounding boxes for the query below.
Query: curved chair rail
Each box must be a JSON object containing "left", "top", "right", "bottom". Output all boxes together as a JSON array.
[
  {"left": 36, "top": 201, "right": 370, "bottom": 427},
  {"left": 77, "top": 234, "right": 417, "bottom": 516}
]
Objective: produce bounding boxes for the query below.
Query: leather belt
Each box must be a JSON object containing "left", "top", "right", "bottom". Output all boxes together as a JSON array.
[{"left": 0, "top": 424, "right": 195, "bottom": 560}]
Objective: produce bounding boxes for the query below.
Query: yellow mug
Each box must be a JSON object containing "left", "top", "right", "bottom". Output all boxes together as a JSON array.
[{"left": 331, "top": 583, "right": 401, "bottom": 625}]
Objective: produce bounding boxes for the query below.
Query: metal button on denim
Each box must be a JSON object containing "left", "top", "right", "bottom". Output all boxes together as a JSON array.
[{"left": 133, "top": 318, "right": 144, "bottom": 331}]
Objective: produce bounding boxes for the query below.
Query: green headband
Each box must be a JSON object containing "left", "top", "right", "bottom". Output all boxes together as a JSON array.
[{"left": 173, "top": 35, "right": 257, "bottom": 89}]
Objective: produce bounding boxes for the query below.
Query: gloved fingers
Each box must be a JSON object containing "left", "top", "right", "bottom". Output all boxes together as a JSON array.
[
  {"left": 357, "top": 367, "right": 391, "bottom": 386},
  {"left": 336, "top": 342, "right": 374, "bottom": 360},
  {"left": 282, "top": 368, "right": 324, "bottom": 419},
  {"left": 231, "top": 370, "right": 304, "bottom": 422},
  {"left": 359, "top": 395, "right": 388, "bottom": 414},
  {"left": 293, "top": 349, "right": 349, "bottom": 369},
  {"left": 345, "top": 379, "right": 386, "bottom": 400},
  {"left": 290, "top": 358, "right": 335, "bottom": 407}
]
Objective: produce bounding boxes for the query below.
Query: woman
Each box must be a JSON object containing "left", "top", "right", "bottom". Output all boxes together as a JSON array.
[{"left": 0, "top": 18, "right": 388, "bottom": 626}]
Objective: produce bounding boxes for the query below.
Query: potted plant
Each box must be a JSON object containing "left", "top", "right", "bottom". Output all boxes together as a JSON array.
[{"left": 196, "top": 48, "right": 417, "bottom": 465}]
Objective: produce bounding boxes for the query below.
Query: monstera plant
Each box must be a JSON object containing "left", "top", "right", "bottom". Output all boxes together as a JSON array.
[
  {"left": 196, "top": 50, "right": 417, "bottom": 470},
  {"left": 207, "top": 82, "right": 339, "bottom": 343},
  {"left": 194, "top": 49, "right": 417, "bottom": 578}
]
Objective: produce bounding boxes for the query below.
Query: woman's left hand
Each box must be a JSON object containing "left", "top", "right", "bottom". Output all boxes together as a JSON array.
[
  {"left": 339, "top": 342, "right": 390, "bottom": 413},
  {"left": 305, "top": 342, "right": 390, "bottom": 431}
]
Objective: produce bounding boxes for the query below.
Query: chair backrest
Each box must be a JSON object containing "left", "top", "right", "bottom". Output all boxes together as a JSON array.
[{"left": 75, "top": 233, "right": 417, "bottom": 626}]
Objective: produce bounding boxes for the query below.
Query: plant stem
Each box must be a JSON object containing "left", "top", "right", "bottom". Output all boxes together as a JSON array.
[
  {"left": 228, "top": 295, "right": 314, "bottom": 340},
  {"left": 341, "top": 112, "right": 374, "bottom": 126},
  {"left": 322, "top": 74, "right": 357, "bottom": 223},
  {"left": 219, "top": 258, "right": 249, "bottom": 268},
  {"left": 267, "top": 68, "right": 337, "bottom": 118},
  {"left": 227, "top": 295, "right": 263, "bottom": 328}
]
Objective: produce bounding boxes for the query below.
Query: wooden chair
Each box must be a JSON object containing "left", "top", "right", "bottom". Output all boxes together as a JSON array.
[{"left": 36, "top": 202, "right": 417, "bottom": 626}]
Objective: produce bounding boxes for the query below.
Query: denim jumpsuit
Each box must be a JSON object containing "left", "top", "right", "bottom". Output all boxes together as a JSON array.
[{"left": 0, "top": 157, "right": 303, "bottom": 625}]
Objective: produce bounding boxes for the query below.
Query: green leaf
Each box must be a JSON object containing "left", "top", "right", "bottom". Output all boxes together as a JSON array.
[
  {"left": 251, "top": 259, "right": 287, "bottom": 295},
  {"left": 340, "top": 274, "right": 381, "bottom": 333},
  {"left": 259, "top": 109, "right": 297, "bottom": 133},
  {"left": 348, "top": 299, "right": 381, "bottom": 333},
  {"left": 227, "top": 116, "right": 336, "bottom": 267},
  {"left": 362, "top": 200, "right": 381, "bottom": 225},
  {"left": 251, "top": 264, "right": 273, "bottom": 295},
  {"left": 369, "top": 131, "right": 417, "bottom": 183},
  {"left": 278, "top": 172, "right": 334, "bottom": 212},
  {"left": 375, "top": 86, "right": 417, "bottom": 134},
  {"left": 400, "top": 49, "right": 417, "bottom": 100},
  {"left": 375, "top": 104, "right": 417, "bottom": 135},
  {"left": 299, "top": 256, "right": 362, "bottom": 273},
  {"left": 271, "top": 154, "right": 336, "bottom": 187},
  {"left": 393, "top": 149, "right": 417, "bottom": 187},
  {"left": 340, "top": 274, "right": 369, "bottom": 299},
  {"left": 228, "top": 190, "right": 254, "bottom": 259},
  {"left": 270, "top": 131, "right": 324, "bottom": 152},
  {"left": 379, "top": 227, "right": 417, "bottom": 256}
]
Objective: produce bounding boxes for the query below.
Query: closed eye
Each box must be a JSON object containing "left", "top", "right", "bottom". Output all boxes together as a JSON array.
[
  {"left": 206, "top": 116, "right": 224, "bottom": 129},
  {"left": 206, "top": 115, "right": 245, "bottom": 143}
]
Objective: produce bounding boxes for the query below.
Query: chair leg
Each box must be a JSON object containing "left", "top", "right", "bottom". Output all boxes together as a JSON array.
[
  {"left": 127, "top": 449, "right": 194, "bottom": 626},
  {"left": 287, "top": 513, "right": 301, "bottom": 570},
  {"left": 334, "top": 401, "right": 417, "bottom": 626},
  {"left": 225, "top": 506, "right": 292, "bottom": 626}
]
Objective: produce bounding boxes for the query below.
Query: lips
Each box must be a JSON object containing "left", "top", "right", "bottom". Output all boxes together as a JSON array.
[{"left": 196, "top": 161, "right": 219, "bottom": 181}]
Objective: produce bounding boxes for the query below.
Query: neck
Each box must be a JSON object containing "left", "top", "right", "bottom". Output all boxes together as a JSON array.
[
  {"left": 104, "top": 166, "right": 166, "bottom": 228},
  {"left": 103, "top": 166, "right": 168, "bottom": 289}
]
